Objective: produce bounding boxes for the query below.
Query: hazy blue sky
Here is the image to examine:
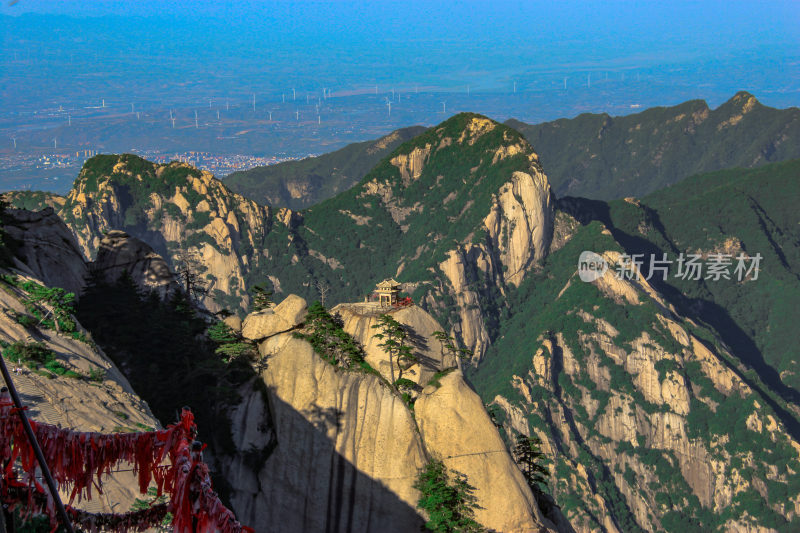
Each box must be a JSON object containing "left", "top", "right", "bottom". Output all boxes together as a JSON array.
[
  {"left": 3, "top": 1, "right": 798, "bottom": 51},
  {"left": 2, "top": 1, "right": 799, "bottom": 114}
]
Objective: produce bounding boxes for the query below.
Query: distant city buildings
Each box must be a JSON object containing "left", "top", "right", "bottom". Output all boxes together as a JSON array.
[
  {"left": 133, "top": 150, "right": 305, "bottom": 177},
  {"left": 0, "top": 149, "right": 312, "bottom": 180}
]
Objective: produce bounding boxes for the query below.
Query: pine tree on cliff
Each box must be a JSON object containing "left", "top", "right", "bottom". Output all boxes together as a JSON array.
[
  {"left": 372, "top": 313, "right": 417, "bottom": 384},
  {"left": 413, "top": 459, "right": 485, "bottom": 533},
  {"left": 250, "top": 283, "right": 273, "bottom": 311},
  {"left": 513, "top": 434, "right": 549, "bottom": 493}
]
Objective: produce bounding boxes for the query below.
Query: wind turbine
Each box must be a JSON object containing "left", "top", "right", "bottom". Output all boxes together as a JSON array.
[
  {"left": 53, "top": 138, "right": 57, "bottom": 149},
  {"left": 467, "top": 85, "right": 470, "bottom": 96},
  {"left": 11, "top": 138, "right": 16, "bottom": 149},
  {"left": 292, "top": 88, "right": 296, "bottom": 100},
  {"left": 171, "top": 117, "right": 176, "bottom": 128},
  {"left": 564, "top": 77, "right": 567, "bottom": 89},
  {"left": 68, "top": 114, "right": 71, "bottom": 126},
  {"left": 295, "top": 110, "right": 299, "bottom": 121},
  {"left": 513, "top": 81, "right": 516, "bottom": 94},
  {"left": 131, "top": 103, "right": 135, "bottom": 113},
  {"left": 318, "top": 115, "right": 321, "bottom": 125},
  {"left": 137, "top": 112, "right": 140, "bottom": 120},
  {"left": 306, "top": 94, "right": 309, "bottom": 104},
  {"left": 226, "top": 100, "right": 230, "bottom": 111},
  {"left": 441, "top": 101, "right": 446, "bottom": 114},
  {"left": 385, "top": 98, "right": 391, "bottom": 117},
  {"left": 252, "top": 93, "right": 256, "bottom": 111},
  {"left": 588, "top": 73, "right": 591, "bottom": 88},
  {"left": 195, "top": 110, "right": 198, "bottom": 128},
  {"left": 282, "top": 94, "right": 285, "bottom": 103},
  {"left": 217, "top": 109, "right": 220, "bottom": 120},
  {"left": 102, "top": 98, "right": 106, "bottom": 108},
  {"left": 269, "top": 111, "right": 272, "bottom": 121}
]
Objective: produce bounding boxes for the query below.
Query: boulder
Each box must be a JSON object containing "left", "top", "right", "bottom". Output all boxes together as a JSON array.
[{"left": 242, "top": 295, "right": 307, "bottom": 341}]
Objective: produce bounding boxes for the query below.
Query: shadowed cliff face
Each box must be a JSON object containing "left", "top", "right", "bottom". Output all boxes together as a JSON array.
[{"left": 2, "top": 207, "right": 88, "bottom": 296}]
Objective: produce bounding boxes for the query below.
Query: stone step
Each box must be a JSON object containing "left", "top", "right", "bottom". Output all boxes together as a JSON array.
[{"left": 7, "top": 372, "right": 64, "bottom": 426}]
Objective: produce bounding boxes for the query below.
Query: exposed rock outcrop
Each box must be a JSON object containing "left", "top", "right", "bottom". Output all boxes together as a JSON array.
[
  {"left": 219, "top": 297, "right": 559, "bottom": 533},
  {"left": 92, "top": 230, "right": 179, "bottom": 298},
  {"left": 486, "top": 248, "right": 800, "bottom": 532},
  {"left": 3, "top": 207, "right": 88, "bottom": 296},
  {"left": 331, "top": 302, "right": 458, "bottom": 386},
  {"left": 241, "top": 294, "right": 307, "bottom": 341},
  {"left": 52, "top": 155, "right": 273, "bottom": 311}
]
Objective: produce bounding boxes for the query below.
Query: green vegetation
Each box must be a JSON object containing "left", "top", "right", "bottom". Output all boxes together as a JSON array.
[
  {"left": 580, "top": 158, "right": 800, "bottom": 397},
  {"left": 18, "top": 280, "right": 78, "bottom": 334},
  {"left": 293, "top": 301, "right": 368, "bottom": 370},
  {"left": 1, "top": 340, "right": 80, "bottom": 379},
  {"left": 413, "top": 459, "right": 485, "bottom": 533},
  {"left": 508, "top": 92, "right": 800, "bottom": 199},
  {"left": 372, "top": 313, "right": 417, "bottom": 383},
  {"left": 131, "top": 487, "right": 172, "bottom": 531},
  {"left": 207, "top": 320, "right": 255, "bottom": 363},
  {"left": 512, "top": 434, "right": 549, "bottom": 492},
  {"left": 249, "top": 283, "right": 273, "bottom": 311},
  {"left": 225, "top": 126, "right": 427, "bottom": 209},
  {"left": 433, "top": 330, "right": 474, "bottom": 361},
  {"left": 426, "top": 367, "right": 456, "bottom": 389}
]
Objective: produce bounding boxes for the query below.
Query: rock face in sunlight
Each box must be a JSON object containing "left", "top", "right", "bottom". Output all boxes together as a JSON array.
[
  {"left": 217, "top": 295, "right": 564, "bottom": 533},
  {"left": 46, "top": 155, "right": 273, "bottom": 312},
  {"left": 474, "top": 225, "right": 800, "bottom": 532}
]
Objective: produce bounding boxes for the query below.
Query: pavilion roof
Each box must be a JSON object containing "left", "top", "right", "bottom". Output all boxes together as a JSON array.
[{"left": 376, "top": 278, "right": 401, "bottom": 289}]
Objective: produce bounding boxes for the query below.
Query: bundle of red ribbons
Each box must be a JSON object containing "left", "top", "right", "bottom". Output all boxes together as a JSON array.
[{"left": 0, "top": 391, "right": 253, "bottom": 532}]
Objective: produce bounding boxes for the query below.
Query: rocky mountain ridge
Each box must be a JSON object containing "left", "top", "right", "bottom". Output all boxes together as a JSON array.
[
  {"left": 471, "top": 220, "right": 800, "bottom": 532},
  {"left": 225, "top": 125, "right": 428, "bottom": 209},
  {"left": 507, "top": 92, "right": 800, "bottom": 200}
]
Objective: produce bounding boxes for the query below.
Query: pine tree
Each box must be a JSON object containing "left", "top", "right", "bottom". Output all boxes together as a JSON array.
[
  {"left": 413, "top": 459, "right": 485, "bottom": 533},
  {"left": 513, "top": 434, "right": 549, "bottom": 493},
  {"left": 250, "top": 283, "right": 273, "bottom": 311},
  {"left": 432, "top": 331, "right": 474, "bottom": 363},
  {"left": 372, "top": 313, "right": 417, "bottom": 383}
]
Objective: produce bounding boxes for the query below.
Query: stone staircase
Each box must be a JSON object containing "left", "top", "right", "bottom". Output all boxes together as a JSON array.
[{"left": 5, "top": 371, "right": 114, "bottom": 513}]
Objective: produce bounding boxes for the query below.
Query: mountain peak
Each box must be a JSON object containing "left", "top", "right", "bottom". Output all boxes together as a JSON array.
[{"left": 721, "top": 90, "right": 761, "bottom": 112}]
